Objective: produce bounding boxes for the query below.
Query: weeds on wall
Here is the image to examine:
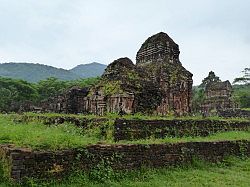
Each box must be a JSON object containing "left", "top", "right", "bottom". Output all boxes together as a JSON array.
[
  {"left": 8, "top": 157, "right": 250, "bottom": 187},
  {"left": 0, "top": 154, "right": 11, "bottom": 185}
]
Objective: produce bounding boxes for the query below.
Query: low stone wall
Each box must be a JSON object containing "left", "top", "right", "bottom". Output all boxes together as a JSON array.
[
  {"left": 218, "top": 109, "right": 250, "bottom": 118},
  {"left": 114, "top": 119, "right": 250, "bottom": 141},
  {"left": 1, "top": 140, "right": 250, "bottom": 182},
  {"left": 13, "top": 114, "right": 108, "bottom": 127}
]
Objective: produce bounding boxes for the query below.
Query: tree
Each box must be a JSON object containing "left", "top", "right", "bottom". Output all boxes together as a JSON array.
[
  {"left": 199, "top": 71, "right": 221, "bottom": 89},
  {"left": 0, "top": 77, "right": 38, "bottom": 112},
  {"left": 238, "top": 92, "right": 250, "bottom": 108},
  {"left": 0, "top": 76, "right": 101, "bottom": 112},
  {"left": 67, "top": 77, "right": 100, "bottom": 88},
  {"left": 36, "top": 77, "right": 101, "bottom": 101},
  {"left": 191, "top": 87, "right": 205, "bottom": 112},
  {"left": 36, "top": 77, "right": 68, "bottom": 101},
  {"left": 232, "top": 83, "right": 250, "bottom": 108},
  {"left": 233, "top": 68, "right": 250, "bottom": 85},
  {"left": 0, "top": 88, "right": 12, "bottom": 112}
]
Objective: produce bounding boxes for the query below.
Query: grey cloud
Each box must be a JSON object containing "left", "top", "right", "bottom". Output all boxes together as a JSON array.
[{"left": 0, "top": 0, "right": 249, "bottom": 85}]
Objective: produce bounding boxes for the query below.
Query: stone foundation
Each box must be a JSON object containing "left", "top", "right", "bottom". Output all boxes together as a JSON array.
[
  {"left": 12, "top": 115, "right": 250, "bottom": 141},
  {"left": 114, "top": 119, "right": 250, "bottom": 141},
  {"left": 13, "top": 114, "right": 109, "bottom": 127},
  {"left": 1, "top": 141, "right": 250, "bottom": 182},
  {"left": 218, "top": 109, "right": 250, "bottom": 118}
]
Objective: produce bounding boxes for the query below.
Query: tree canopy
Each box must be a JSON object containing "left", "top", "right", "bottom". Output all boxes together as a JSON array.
[
  {"left": 0, "top": 77, "right": 38, "bottom": 112},
  {"left": 233, "top": 68, "right": 250, "bottom": 85},
  {"left": 0, "top": 76, "right": 100, "bottom": 112}
]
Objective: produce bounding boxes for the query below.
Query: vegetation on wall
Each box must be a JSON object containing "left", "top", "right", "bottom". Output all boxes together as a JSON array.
[
  {"left": 22, "top": 157, "right": 250, "bottom": 187},
  {"left": 0, "top": 111, "right": 249, "bottom": 185},
  {"left": 102, "top": 81, "right": 123, "bottom": 96}
]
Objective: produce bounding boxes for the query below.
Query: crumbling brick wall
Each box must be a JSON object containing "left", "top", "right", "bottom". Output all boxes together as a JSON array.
[
  {"left": 1, "top": 141, "right": 249, "bottom": 182},
  {"left": 41, "top": 87, "right": 89, "bottom": 114},
  {"left": 114, "top": 119, "right": 250, "bottom": 141},
  {"left": 218, "top": 109, "right": 250, "bottom": 118}
]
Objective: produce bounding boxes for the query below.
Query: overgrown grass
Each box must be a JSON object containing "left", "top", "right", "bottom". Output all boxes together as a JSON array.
[
  {"left": 242, "top": 108, "right": 250, "bottom": 111},
  {"left": 7, "top": 112, "right": 102, "bottom": 120},
  {"left": 119, "top": 131, "right": 250, "bottom": 145},
  {"left": 0, "top": 114, "right": 250, "bottom": 150},
  {"left": 7, "top": 157, "right": 250, "bottom": 187},
  {"left": 0, "top": 116, "right": 99, "bottom": 150},
  {"left": 0, "top": 113, "right": 250, "bottom": 186},
  {"left": 6, "top": 112, "right": 250, "bottom": 122}
]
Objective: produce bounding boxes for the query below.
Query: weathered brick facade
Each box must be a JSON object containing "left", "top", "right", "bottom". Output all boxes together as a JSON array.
[
  {"left": 40, "top": 32, "right": 193, "bottom": 116},
  {"left": 41, "top": 87, "right": 89, "bottom": 114},
  {"left": 41, "top": 32, "right": 192, "bottom": 115},
  {"left": 203, "top": 81, "right": 235, "bottom": 112},
  {"left": 135, "top": 32, "right": 193, "bottom": 115}
]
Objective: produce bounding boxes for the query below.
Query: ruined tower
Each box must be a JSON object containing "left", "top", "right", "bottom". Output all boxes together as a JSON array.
[
  {"left": 136, "top": 32, "right": 180, "bottom": 65},
  {"left": 42, "top": 32, "right": 193, "bottom": 116},
  {"left": 135, "top": 32, "right": 193, "bottom": 115},
  {"left": 203, "top": 80, "right": 235, "bottom": 112}
]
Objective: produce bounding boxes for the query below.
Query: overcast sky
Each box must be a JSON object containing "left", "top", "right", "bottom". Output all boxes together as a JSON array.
[{"left": 0, "top": 0, "right": 249, "bottom": 85}]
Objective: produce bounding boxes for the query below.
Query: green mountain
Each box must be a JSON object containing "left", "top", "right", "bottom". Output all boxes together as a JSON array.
[
  {"left": 0, "top": 62, "right": 107, "bottom": 82},
  {"left": 69, "top": 62, "right": 107, "bottom": 78}
]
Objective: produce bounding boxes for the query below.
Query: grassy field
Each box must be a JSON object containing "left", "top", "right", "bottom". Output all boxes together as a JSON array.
[
  {"left": 1, "top": 157, "right": 249, "bottom": 187},
  {"left": 0, "top": 116, "right": 100, "bottom": 150},
  {"left": 0, "top": 115, "right": 249, "bottom": 150},
  {"left": 120, "top": 130, "right": 250, "bottom": 145},
  {"left": 0, "top": 114, "right": 250, "bottom": 186}
]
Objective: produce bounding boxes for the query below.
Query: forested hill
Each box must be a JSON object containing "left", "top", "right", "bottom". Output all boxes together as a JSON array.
[
  {"left": 0, "top": 62, "right": 107, "bottom": 82},
  {"left": 70, "top": 62, "right": 107, "bottom": 78}
]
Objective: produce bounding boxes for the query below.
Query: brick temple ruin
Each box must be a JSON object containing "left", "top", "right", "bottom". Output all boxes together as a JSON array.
[
  {"left": 202, "top": 80, "right": 235, "bottom": 112},
  {"left": 42, "top": 32, "right": 193, "bottom": 115},
  {"left": 41, "top": 87, "right": 89, "bottom": 114}
]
